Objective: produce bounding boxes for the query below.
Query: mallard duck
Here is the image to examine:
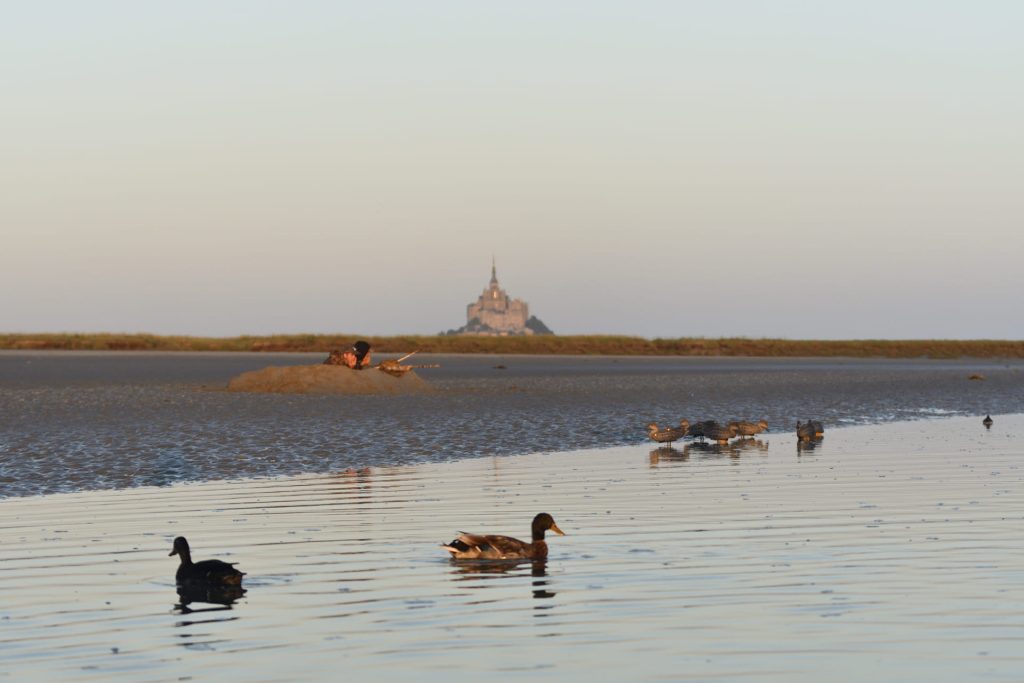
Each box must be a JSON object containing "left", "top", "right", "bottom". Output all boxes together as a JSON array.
[
  {"left": 169, "top": 536, "right": 245, "bottom": 585},
  {"left": 983, "top": 415, "right": 993, "bottom": 428},
  {"left": 442, "top": 513, "right": 565, "bottom": 560}
]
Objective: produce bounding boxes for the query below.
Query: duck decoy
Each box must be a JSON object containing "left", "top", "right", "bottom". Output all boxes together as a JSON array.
[
  {"left": 647, "top": 420, "right": 687, "bottom": 445},
  {"left": 705, "top": 422, "right": 739, "bottom": 444},
  {"left": 730, "top": 419, "right": 769, "bottom": 437},
  {"left": 689, "top": 420, "right": 722, "bottom": 441},
  {"left": 169, "top": 536, "right": 245, "bottom": 585},
  {"left": 687, "top": 421, "right": 706, "bottom": 440},
  {"left": 796, "top": 421, "right": 817, "bottom": 441},
  {"left": 983, "top": 415, "right": 993, "bottom": 428},
  {"left": 442, "top": 512, "right": 565, "bottom": 560}
]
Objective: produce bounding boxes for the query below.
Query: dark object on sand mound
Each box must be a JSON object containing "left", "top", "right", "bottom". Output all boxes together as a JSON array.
[{"left": 227, "top": 364, "right": 432, "bottom": 395}]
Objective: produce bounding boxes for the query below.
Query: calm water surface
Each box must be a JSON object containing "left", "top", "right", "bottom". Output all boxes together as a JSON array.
[{"left": 2, "top": 415, "right": 1023, "bottom": 681}]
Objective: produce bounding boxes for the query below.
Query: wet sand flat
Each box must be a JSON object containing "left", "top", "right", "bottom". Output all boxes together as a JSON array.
[
  {"left": 3, "top": 352, "right": 1023, "bottom": 497},
  {"left": 2, "top": 414, "right": 1023, "bottom": 682}
]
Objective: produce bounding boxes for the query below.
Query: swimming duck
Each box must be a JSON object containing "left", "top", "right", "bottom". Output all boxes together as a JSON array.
[
  {"left": 442, "top": 512, "right": 565, "bottom": 560},
  {"left": 983, "top": 415, "right": 993, "bottom": 428},
  {"left": 169, "top": 536, "right": 245, "bottom": 585}
]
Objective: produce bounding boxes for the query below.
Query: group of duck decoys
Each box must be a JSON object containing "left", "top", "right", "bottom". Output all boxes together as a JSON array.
[
  {"left": 647, "top": 418, "right": 772, "bottom": 445},
  {"left": 647, "top": 417, "right": 828, "bottom": 447}
]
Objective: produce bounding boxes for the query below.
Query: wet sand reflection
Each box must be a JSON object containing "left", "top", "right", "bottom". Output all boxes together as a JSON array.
[{"left": 650, "top": 438, "right": 769, "bottom": 465}]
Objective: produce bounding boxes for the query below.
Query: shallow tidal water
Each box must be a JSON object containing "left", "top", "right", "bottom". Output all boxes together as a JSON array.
[
  {"left": 2, "top": 414, "right": 1023, "bottom": 682},
  {"left": 3, "top": 352, "right": 1023, "bottom": 497}
]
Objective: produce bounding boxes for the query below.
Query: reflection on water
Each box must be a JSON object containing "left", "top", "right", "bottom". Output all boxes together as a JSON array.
[
  {"left": 2, "top": 415, "right": 1024, "bottom": 682},
  {"left": 649, "top": 445, "right": 687, "bottom": 464},
  {"left": 732, "top": 436, "right": 770, "bottom": 453},
  {"left": 797, "top": 436, "right": 825, "bottom": 454},
  {"left": 650, "top": 438, "right": 769, "bottom": 465},
  {"left": 175, "top": 583, "right": 247, "bottom": 613},
  {"left": 448, "top": 559, "right": 556, "bottom": 602}
]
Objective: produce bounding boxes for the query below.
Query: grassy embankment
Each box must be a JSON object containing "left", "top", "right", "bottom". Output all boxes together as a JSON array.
[{"left": 2, "top": 333, "right": 1023, "bottom": 358}]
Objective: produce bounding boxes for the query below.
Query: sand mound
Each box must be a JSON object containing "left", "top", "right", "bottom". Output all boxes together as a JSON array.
[{"left": 226, "top": 364, "right": 433, "bottom": 395}]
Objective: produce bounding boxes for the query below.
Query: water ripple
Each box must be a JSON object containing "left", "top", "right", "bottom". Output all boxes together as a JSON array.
[{"left": 1, "top": 415, "right": 1024, "bottom": 681}]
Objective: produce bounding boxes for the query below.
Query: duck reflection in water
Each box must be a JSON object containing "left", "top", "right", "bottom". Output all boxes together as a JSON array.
[
  {"left": 174, "top": 582, "right": 246, "bottom": 614},
  {"left": 649, "top": 446, "right": 688, "bottom": 465},
  {"left": 330, "top": 467, "right": 374, "bottom": 499},
  {"left": 677, "top": 438, "right": 769, "bottom": 460},
  {"left": 731, "top": 438, "right": 769, "bottom": 454},
  {"left": 797, "top": 438, "right": 823, "bottom": 454},
  {"left": 448, "top": 559, "right": 556, "bottom": 601}
]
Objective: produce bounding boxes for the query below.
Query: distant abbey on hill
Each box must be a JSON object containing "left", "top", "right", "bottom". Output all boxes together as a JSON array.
[{"left": 444, "top": 260, "right": 554, "bottom": 336}]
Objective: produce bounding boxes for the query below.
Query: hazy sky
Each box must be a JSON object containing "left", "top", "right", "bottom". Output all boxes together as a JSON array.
[{"left": 2, "top": 2, "right": 1022, "bottom": 338}]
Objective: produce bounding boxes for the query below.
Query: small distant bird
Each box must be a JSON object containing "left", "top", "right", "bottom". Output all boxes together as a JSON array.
[
  {"left": 169, "top": 536, "right": 245, "bottom": 585},
  {"left": 442, "top": 512, "right": 565, "bottom": 560},
  {"left": 983, "top": 415, "right": 993, "bottom": 428}
]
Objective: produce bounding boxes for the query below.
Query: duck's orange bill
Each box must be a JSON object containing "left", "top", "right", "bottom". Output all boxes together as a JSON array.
[{"left": 550, "top": 523, "right": 566, "bottom": 536}]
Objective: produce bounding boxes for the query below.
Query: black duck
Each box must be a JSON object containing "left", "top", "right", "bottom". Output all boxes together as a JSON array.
[{"left": 169, "top": 536, "right": 245, "bottom": 585}]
